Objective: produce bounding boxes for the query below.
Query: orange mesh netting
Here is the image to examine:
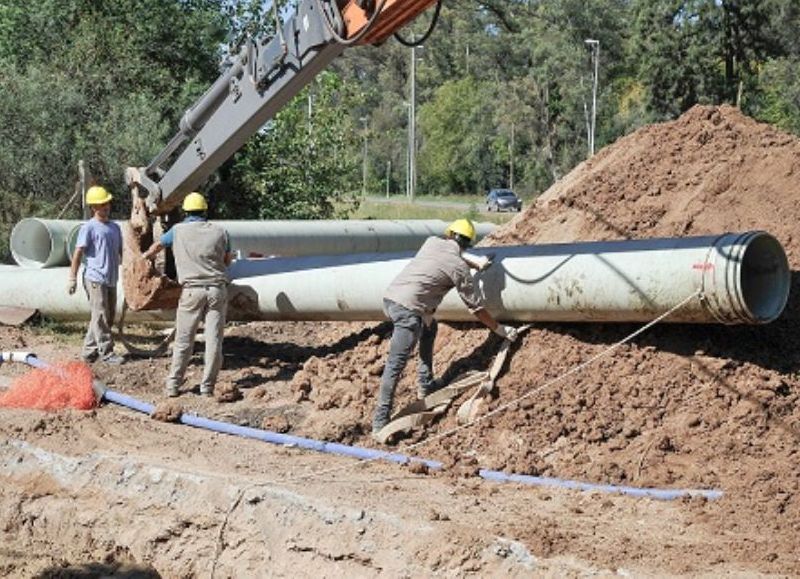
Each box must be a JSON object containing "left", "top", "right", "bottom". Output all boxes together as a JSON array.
[{"left": 0, "top": 361, "right": 97, "bottom": 411}]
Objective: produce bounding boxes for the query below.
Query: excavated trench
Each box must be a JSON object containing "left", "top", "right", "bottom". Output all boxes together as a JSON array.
[{"left": 1, "top": 105, "right": 800, "bottom": 575}]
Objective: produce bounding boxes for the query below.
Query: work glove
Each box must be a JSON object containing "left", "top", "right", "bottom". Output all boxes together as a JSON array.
[
  {"left": 462, "top": 251, "right": 495, "bottom": 272},
  {"left": 494, "top": 324, "right": 519, "bottom": 343},
  {"left": 67, "top": 277, "right": 77, "bottom": 295}
]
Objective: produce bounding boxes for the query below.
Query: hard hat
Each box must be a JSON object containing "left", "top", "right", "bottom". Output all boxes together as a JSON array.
[
  {"left": 85, "top": 186, "right": 113, "bottom": 206},
  {"left": 445, "top": 218, "right": 476, "bottom": 245},
  {"left": 182, "top": 192, "right": 208, "bottom": 212}
]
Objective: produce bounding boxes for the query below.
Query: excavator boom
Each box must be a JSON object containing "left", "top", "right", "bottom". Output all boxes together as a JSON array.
[{"left": 127, "top": 0, "right": 439, "bottom": 219}]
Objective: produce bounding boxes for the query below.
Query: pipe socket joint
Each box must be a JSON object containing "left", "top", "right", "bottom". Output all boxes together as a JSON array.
[
  {"left": 699, "top": 231, "right": 790, "bottom": 324},
  {"left": 1, "top": 351, "right": 36, "bottom": 364}
]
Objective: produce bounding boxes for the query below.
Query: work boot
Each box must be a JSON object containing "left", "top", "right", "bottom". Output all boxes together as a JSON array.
[
  {"left": 100, "top": 353, "right": 125, "bottom": 365},
  {"left": 200, "top": 385, "right": 214, "bottom": 397},
  {"left": 417, "top": 378, "right": 443, "bottom": 400},
  {"left": 81, "top": 353, "right": 98, "bottom": 364},
  {"left": 372, "top": 413, "right": 389, "bottom": 435},
  {"left": 165, "top": 381, "right": 180, "bottom": 398}
]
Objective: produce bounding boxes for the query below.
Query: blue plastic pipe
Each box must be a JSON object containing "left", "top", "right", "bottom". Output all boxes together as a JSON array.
[
  {"left": 178, "top": 413, "right": 442, "bottom": 469},
  {"left": 17, "top": 355, "right": 723, "bottom": 501},
  {"left": 479, "top": 469, "right": 723, "bottom": 500}
]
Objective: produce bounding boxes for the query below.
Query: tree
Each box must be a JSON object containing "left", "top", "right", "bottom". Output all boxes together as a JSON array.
[{"left": 221, "top": 72, "right": 362, "bottom": 220}]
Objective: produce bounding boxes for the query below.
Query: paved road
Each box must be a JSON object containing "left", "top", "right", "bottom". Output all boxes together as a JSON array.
[{"left": 365, "top": 196, "right": 521, "bottom": 215}]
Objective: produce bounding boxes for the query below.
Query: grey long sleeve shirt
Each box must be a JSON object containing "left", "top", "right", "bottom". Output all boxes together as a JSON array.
[{"left": 383, "top": 236, "right": 484, "bottom": 315}]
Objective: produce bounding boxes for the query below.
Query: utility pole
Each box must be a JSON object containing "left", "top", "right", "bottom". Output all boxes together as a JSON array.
[
  {"left": 404, "top": 102, "right": 411, "bottom": 199},
  {"left": 509, "top": 122, "right": 515, "bottom": 191},
  {"left": 360, "top": 116, "right": 368, "bottom": 196},
  {"left": 409, "top": 43, "right": 417, "bottom": 202},
  {"left": 585, "top": 38, "right": 600, "bottom": 157}
]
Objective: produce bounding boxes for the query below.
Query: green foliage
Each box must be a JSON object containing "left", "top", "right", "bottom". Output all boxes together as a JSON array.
[
  {"left": 750, "top": 57, "right": 800, "bottom": 134},
  {"left": 0, "top": 0, "right": 227, "bottom": 251},
  {"left": 1, "top": 0, "right": 800, "bottom": 252},
  {"left": 222, "top": 72, "right": 362, "bottom": 220},
  {"left": 418, "top": 78, "right": 501, "bottom": 195}
]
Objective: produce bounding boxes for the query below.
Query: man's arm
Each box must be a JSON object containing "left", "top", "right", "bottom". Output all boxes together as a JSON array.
[
  {"left": 141, "top": 241, "right": 164, "bottom": 261},
  {"left": 473, "top": 308, "right": 499, "bottom": 332},
  {"left": 474, "top": 308, "right": 519, "bottom": 341},
  {"left": 67, "top": 247, "right": 84, "bottom": 294}
]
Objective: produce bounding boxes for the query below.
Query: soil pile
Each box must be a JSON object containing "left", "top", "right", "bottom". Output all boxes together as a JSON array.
[{"left": 290, "top": 104, "right": 800, "bottom": 571}]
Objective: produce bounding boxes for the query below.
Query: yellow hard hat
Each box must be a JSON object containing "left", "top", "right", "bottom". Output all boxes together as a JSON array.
[
  {"left": 445, "top": 218, "right": 476, "bottom": 245},
  {"left": 182, "top": 192, "right": 208, "bottom": 212},
  {"left": 85, "top": 186, "right": 113, "bottom": 206}
]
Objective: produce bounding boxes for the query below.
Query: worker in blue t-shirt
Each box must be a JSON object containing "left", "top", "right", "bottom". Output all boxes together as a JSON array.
[{"left": 68, "top": 186, "right": 124, "bottom": 364}]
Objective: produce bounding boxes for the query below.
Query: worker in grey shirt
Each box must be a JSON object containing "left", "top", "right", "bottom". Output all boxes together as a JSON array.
[
  {"left": 68, "top": 185, "right": 124, "bottom": 364},
  {"left": 142, "top": 192, "right": 232, "bottom": 397},
  {"left": 373, "top": 218, "right": 518, "bottom": 436}
]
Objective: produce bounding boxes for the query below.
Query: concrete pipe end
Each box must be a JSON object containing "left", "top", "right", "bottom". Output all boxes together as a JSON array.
[
  {"left": 10, "top": 218, "right": 54, "bottom": 269},
  {"left": 739, "top": 232, "right": 790, "bottom": 324}
]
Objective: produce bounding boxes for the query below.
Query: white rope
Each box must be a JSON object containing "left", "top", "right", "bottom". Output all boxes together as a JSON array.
[
  {"left": 404, "top": 289, "right": 702, "bottom": 453},
  {"left": 210, "top": 290, "right": 704, "bottom": 561},
  {"left": 280, "top": 289, "right": 703, "bottom": 483}
]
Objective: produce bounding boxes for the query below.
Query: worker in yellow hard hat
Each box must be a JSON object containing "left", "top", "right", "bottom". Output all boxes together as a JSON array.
[
  {"left": 372, "top": 218, "right": 518, "bottom": 439},
  {"left": 68, "top": 185, "right": 125, "bottom": 364},
  {"left": 142, "top": 192, "right": 233, "bottom": 397}
]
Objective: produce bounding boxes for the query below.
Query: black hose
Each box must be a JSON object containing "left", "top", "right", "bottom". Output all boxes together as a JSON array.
[{"left": 394, "top": 0, "right": 443, "bottom": 47}]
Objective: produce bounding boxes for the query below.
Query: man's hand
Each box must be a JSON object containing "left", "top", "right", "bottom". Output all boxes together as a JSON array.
[
  {"left": 494, "top": 324, "right": 519, "bottom": 342},
  {"left": 67, "top": 277, "right": 77, "bottom": 295},
  {"left": 475, "top": 253, "right": 495, "bottom": 271},
  {"left": 462, "top": 251, "right": 495, "bottom": 271}
]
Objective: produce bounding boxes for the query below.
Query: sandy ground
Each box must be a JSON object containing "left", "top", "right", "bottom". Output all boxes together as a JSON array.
[{"left": 1, "top": 105, "right": 799, "bottom": 577}]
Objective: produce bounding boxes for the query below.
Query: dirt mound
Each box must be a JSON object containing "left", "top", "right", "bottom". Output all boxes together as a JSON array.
[{"left": 294, "top": 105, "right": 800, "bottom": 571}]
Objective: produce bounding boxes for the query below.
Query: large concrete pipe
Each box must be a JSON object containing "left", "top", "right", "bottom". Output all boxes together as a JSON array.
[
  {"left": 65, "top": 219, "right": 496, "bottom": 261},
  {"left": 225, "top": 231, "right": 789, "bottom": 324},
  {"left": 10, "top": 219, "right": 82, "bottom": 268},
  {"left": 0, "top": 266, "right": 174, "bottom": 322},
  {"left": 0, "top": 232, "right": 789, "bottom": 324}
]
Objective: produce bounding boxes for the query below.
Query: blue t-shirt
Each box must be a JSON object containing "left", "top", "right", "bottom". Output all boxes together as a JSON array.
[
  {"left": 76, "top": 219, "right": 122, "bottom": 286},
  {"left": 160, "top": 216, "right": 231, "bottom": 251}
]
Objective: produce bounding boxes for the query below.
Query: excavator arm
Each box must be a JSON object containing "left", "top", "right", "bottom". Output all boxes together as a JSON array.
[
  {"left": 124, "top": 0, "right": 439, "bottom": 311},
  {"left": 127, "top": 0, "right": 438, "bottom": 221}
]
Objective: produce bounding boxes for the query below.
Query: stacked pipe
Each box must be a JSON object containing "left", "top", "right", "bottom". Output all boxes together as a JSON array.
[
  {"left": 0, "top": 231, "right": 791, "bottom": 325},
  {"left": 8, "top": 218, "right": 496, "bottom": 269}
]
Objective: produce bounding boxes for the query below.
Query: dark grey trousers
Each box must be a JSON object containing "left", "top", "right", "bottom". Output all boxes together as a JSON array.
[
  {"left": 82, "top": 280, "right": 116, "bottom": 360},
  {"left": 373, "top": 299, "right": 438, "bottom": 431}
]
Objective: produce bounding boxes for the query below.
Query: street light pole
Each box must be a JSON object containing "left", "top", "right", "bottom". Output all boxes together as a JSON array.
[
  {"left": 410, "top": 43, "right": 417, "bottom": 202},
  {"left": 360, "top": 116, "right": 368, "bottom": 196},
  {"left": 585, "top": 38, "right": 600, "bottom": 157},
  {"left": 509, "top": 122, "right": 515, "bottom": 191}
]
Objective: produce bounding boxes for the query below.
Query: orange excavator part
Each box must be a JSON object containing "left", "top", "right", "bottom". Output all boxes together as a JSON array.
[{"left": 341, "top": 0, "right": 439, "bottom": 45}]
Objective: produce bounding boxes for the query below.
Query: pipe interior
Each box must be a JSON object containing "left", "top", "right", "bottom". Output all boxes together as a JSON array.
[
  {"left": 10, "top": 219, "right": 52, "bottom": 267},
  {"left": 741, "top": 234, "right": 791, "bottom": 322}
]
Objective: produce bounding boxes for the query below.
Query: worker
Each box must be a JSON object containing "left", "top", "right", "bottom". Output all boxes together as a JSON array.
[
  {"left": 372, "top": 218, "right": 518, "bottom": 436},
  {"left": 142, "top": 192, "right": 233, "bottom": 397},
  {"left": 68, "top": 185, "right": 125, "bottom": 364}
]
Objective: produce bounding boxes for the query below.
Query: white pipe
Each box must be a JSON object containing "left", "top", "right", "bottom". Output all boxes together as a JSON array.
[
  {"left": 215, "top": 219, "right": 495, "bottom": 258},
  {"left": 64, "top": 219, "right": 496, "bottom": 261},
  {"left": 0, "top": 232, "right": 789, "bottom": 325},
  {"left": 10, "top": 219, "right": 82, "bottom": 268},
  {"left": 225, "top": 231, "right": 789, "bottom": 324},
  {"left": 0, "top": 266, "right": 174, "bottom": 322}
]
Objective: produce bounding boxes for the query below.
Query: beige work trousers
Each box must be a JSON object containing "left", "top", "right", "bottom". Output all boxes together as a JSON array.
[
  {"left": 166, "top": 284, "right": 227, "bottom": 392},
  {"left": 82, "top": 280, "right": 116, "bottom": 360}
]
